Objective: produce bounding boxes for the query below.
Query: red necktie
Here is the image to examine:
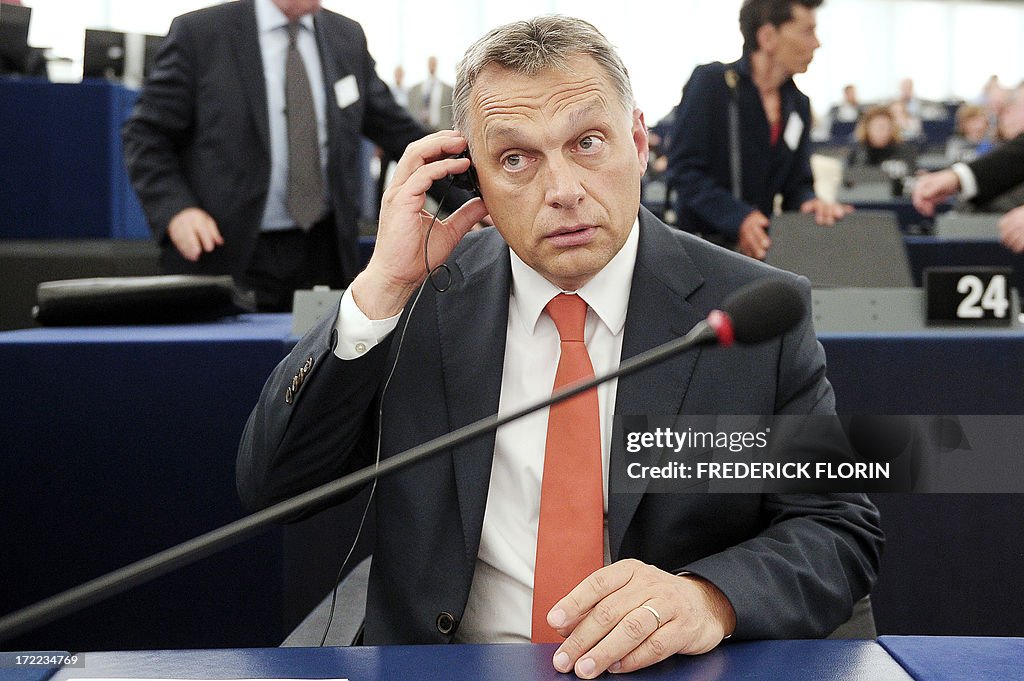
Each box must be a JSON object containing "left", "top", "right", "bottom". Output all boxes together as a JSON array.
[{"left": 531, "top": 293, "right": 604, "bottom": 643}]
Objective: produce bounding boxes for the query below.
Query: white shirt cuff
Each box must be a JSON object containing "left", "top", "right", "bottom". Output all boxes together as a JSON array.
[
  {"left": 951, "top": 162, "right": 978, "bottom": 200},
  {"left": 332, "top": 288, "right": 401, "bottom": 360}
]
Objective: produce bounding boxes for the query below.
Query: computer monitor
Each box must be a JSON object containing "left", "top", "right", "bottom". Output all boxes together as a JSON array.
[
  {"left": 83, "top": 28, "right": 126, "bottom": 80},
  {"left": 0, "top": 4, "right": 32, "bottom": 75}
]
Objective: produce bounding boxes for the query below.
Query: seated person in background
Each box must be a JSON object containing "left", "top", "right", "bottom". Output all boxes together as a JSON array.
[
  {"left": 237, "top": 14, "right": 882, "bottom": 679},
  {"left": 889, "top": 99, "right": 922, "bottom": 142},
  {"left": 829, "top": 84, "right": 861, "bottom": 123},
  {"left": 913, "top": 131, "right": 1024, "bottom": 252},
  {"left": 847, "top": 105, "right": 917, "bottom": 170},
  {"left": 945, "top": 103, "right": 994, "bottom": 164},
  {"left": 977, "top": 76, "right": 1008, "bottom": 129},
  {"left": 665, "top": 0, "right": 850, "bottom": 261},
  {"left": 896, "top": 76, "right": 948, "bottom": 123},
  {"left": 994, "top": 86, "right": 1024, "bottom": 146}
]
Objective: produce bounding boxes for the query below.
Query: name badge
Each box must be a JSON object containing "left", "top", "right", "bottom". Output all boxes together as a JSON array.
[
  {"left": 334, "top": 75, "right": 359, "bottom": 109},
  {"left": 783, "top": 111, "right": 803, "bottom": 151},
  {"left": 924, "top": 267, "right": 1014, "bottom": 326}
]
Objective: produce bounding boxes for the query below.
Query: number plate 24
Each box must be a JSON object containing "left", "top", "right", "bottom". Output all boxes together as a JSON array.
[{"left": 925, "top": 267, "right": 1015, "bottom": 326}]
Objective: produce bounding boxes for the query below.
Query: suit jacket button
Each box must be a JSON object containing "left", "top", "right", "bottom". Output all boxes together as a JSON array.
[{"left": 435, "top": 611, "right": 457, "bottom": 635}]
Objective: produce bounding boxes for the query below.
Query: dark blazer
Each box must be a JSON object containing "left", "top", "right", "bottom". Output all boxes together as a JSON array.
[
  {"left": 666, "top": 56, "right": 817, "bottom": 243},
  {"left": 969, "top": 132, "right": 1024, "bottom": 206},
  {"left": 237, "top": 208, "right": 882, "bottom": 644},
  {"left": 122, "top": 0, "right": 428, "bottom": 284}
]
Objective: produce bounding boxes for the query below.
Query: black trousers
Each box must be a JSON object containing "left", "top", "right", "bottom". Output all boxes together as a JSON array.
[{"left": 242, "top": 215, "right": 344, "bottom": 312}]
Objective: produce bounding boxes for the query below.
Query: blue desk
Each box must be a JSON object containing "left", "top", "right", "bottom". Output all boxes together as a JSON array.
[
  {"left": 820, "top": 328, "right": 1024, "bottom": 638},
  {"left": 880, "top": 636, "right": 1024, "bottom": 681},
  {"left": 0, "top": 316, "right": 294, "bottom": 651},
  {"left": 45, "top": 641, "right": 911, "bottom": 681},
  {"left": 0, "top": 80, "right": 147, "bottom": 239},
  {"left": 820, "top": 329, "right": 1024, "bottom": 415},
  {"left": 4, "top": 316, "right": 1024, "bottom": 652}
]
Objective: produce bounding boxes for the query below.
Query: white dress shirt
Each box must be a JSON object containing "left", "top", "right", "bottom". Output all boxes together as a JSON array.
[
  {"left": 951, "top": 162, "right": 979, "bottom": 200},
  {"left": 333, "top": 220, "right": 640, "bottom": 642},
  {"left": 254, "top": 0, "right": 329, "bottom": 231}
]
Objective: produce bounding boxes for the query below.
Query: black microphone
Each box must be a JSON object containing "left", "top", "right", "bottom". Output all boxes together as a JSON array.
[
  {"left": 720, "top": 278, "right": 806, "bottom": 344},
  {"left": 0, "top": 277, "right": 805, "bottom": 641}
]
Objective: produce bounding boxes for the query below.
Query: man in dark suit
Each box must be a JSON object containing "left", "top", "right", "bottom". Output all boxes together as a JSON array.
[
  {"left": 237, "top": 15, "right": 881, "bottom": 679},
  {"left": 665, "top": 0, "right": 850, "bottom": 260},
  {"left": 122, "top": 0, "right": 433, "bottom": 310},
  {"left": 913, "top": 132, "right": 1024, "bottom": 252}
]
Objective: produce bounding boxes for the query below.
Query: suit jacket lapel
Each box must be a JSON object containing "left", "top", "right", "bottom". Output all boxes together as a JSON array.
[
  {"left": 231, "top": 0, "right": 269, "bottom": 155},
  {"left": 436, "top": 233, "right": 511, "bottom": 564},
  {"left": 608, "top": 209, "right": 708, "bottom": 558}
]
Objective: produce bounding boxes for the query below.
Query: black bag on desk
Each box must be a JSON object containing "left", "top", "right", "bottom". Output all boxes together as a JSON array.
[{"left": 33, "top": 275, "right": 255, "bottom": 326}]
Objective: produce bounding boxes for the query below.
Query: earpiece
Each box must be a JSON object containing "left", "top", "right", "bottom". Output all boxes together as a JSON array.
[{"left": 449, "top": 150, "right": 481, "bottom": 197}]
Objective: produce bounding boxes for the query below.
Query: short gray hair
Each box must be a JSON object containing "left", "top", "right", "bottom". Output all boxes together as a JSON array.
[{"left": 452, "top": 15, "right": 635, "bottom": 141}]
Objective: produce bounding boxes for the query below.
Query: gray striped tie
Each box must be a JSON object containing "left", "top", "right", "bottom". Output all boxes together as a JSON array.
[{"left": 285, "top": 21, "right": 324, "bottom": 231}]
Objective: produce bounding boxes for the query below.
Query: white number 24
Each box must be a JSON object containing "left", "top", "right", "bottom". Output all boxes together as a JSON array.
[{"left": 957, "top": 274, "right": 1009, "bottom": 319}]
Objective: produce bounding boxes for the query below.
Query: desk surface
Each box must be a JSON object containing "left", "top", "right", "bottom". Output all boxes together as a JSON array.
[
  {"left": 48, "top": 641, "right": 911, "bottom": 681},
  {"left": 0, "top": 313, "right": 294, "bottom": 345},
  {"left": 879, "top": 636, "right": 1024, "bottom": 681}
]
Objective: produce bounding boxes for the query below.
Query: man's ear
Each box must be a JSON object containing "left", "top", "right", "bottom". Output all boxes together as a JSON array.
[
  {"left": 632, "top": 109, "right": 650, "bottom": 175},
  {"left": 756, "top": 23, "right": 778, "bottom": 54}
]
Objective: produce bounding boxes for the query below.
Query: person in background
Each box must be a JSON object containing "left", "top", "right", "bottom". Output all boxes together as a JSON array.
[
  {"left": 665, "top": 0, "right": 851, "bottom": 261},
  {"left": 913, "top": 131, "right": 1024, "bottom": 252},
  {"left": 830, "top": 83, "right": 861, "bottom": 123},
  {"left": 977, "top": 74, "right": 1007, "bottom": 128},
  {"left": 994, "top": 85, "right": 1024, "bottom": 144},
  {"left": 945, "top": 103, "right": 994, "bottom": 164},
  {"left": 896, "top": 78, "right": 921, "bottom": 119},
  {"left": 407, "top": 55, "right": 454, "bottom": 132},
  {"left": 122, "top": 0, "right": 452, "bottom": 311},
  {"left": 847, "top": 105, "right": 917, "bottom": 170},
  {"left": 375, "top": 64, "right": 411, "bottom": 214},
  {"left": 896, "top": 77, "right": 947, "bottom": 123},
  {"left": 889, "top": 98, "right": 922, "bottom": 142},
  {"left": 389, "top": 64, "right": 408, "bottom": 106}
]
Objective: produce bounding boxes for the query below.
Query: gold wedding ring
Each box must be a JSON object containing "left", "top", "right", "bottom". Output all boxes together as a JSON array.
[{"left": 641, "top": 603, "right": 662, "bottom": 628}]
